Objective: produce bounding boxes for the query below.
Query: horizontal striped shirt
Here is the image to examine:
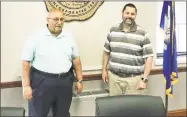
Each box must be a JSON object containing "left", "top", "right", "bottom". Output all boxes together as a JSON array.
[{"left": 104, "top": 22, "right": 153, "bottom": 75}]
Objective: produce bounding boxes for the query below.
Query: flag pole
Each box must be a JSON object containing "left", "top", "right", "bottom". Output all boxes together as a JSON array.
[
  {"left": 165, "top": 1, "right": 175, "bottom": 115},
  {"left": 165, "top": 92, "right": 168, "bottom": 115},
  {"left": 161, "top": 1, "right": 177, "bottom": 116}
]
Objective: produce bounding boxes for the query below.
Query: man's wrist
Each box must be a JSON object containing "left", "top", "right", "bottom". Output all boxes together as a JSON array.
[
  {"left": 76, "top": 79, "right": 83, "bottom": 83},
  {"left": 141, "top": 77, "right": 148, "bottom": 83},
  {"left": 23, "top": 85, "right": 30, "bottom": 88},
  {"left": 22, "top": 83, "right": 30, "bottom": 87},
  {"left": 102, "top": 68, "right": 107, "bottom": 72},
  {"left": 142, "top": 74, "right": 148, "bottom": 79}
]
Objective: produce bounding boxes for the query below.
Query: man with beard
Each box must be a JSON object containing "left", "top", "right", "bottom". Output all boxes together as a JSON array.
[
  {"left": 21, "top": 9, "right": 83, "bottom": 116},
  {"left": 102, "top": 3, "right": 153, "bottom": 96}
]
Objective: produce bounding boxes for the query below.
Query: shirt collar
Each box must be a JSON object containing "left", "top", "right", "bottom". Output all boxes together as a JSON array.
[
  {"left": 44, "top": 25, "right": 65, "bottom": 38},
  {"left": 119, "top": 21, "right": 137, "bottom": 32}
]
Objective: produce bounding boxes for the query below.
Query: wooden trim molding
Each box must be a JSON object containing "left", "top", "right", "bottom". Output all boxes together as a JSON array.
[
  {"left": 0, "top": 81, "right": 22, "bottom": 89},
  {"left": 167, "top": 109, "right": 186, "bottom": 116},
  {"left": 1, "top": 66, "right": 186, "bottom": 89},
  {"left": 150, "top": 66, "right": 186, "bottom": 75}
]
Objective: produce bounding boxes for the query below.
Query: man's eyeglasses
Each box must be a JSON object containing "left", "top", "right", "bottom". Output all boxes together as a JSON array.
[{"left": 48, "top": 17, "right": 64, "bottom": 22}]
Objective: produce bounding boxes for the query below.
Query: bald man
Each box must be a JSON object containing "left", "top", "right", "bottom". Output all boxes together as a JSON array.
[{"left": 21, "top": 9, "right": 83, "bottom": 117}]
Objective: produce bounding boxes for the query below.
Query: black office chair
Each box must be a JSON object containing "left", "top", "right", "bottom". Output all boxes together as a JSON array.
[
  {"left": 95, "top": 95, "right": 166, "bottom": 116},
  {"left": 0, "top": 107, "right": 25, "bottom": 117}
]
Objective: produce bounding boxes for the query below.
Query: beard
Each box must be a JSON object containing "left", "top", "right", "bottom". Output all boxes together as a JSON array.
[{"left": 123, "top": 18, "right": 134, "bottom": 25}]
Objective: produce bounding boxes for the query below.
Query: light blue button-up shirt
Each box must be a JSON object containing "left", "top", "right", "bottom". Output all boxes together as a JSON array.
[{"left": 21, "top": 26, "right": 79, "bottom": 73}]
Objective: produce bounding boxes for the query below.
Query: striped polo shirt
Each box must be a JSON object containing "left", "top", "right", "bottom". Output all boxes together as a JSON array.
[{"left": 104, "top": 22, "right": 154, "bottom": 75}]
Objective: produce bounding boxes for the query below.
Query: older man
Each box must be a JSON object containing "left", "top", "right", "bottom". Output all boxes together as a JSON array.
[
  {"left": 21, "top": 9, "right": 83, "bottom": 117},
  {"left": 102, "top": 3, "right": 153, "bottom": 96}
]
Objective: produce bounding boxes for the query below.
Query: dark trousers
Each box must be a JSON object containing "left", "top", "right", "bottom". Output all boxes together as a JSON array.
[{"left": 28, "top": 67, "right": 74, "bottom": 117}]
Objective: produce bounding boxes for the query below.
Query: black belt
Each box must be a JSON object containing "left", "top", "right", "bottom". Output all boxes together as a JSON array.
[
  {"left": 31, "top": 66, "right": 73, "bottom": 78},
  {"left": 110, "top": 70, "right": 142, "bottom": 78}
]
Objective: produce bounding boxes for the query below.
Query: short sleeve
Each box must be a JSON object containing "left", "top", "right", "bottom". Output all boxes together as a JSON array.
[
  {"left": 104, "top": 33, "right": 111, "bottom": 53},
  {"left": 142, "top": 33, "right": 154, "bottom": 59},
  {"left": 21, "top": 36, "right": 36, "bottom": 62},
  {"left": 71, "top": 35, "right": 79, "bottom": 59}
]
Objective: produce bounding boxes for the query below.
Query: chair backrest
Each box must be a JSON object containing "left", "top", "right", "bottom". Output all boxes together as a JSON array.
[
  {"left": 1, "top": 107, "right": 25, "bottom": 117},
  {"left": 95, "top": 95, "right": 166, "bottom": 116}
]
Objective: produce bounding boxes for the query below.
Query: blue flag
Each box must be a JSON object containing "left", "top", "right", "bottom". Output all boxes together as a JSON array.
[{"left": 160, "top": 1, "right": 178, "bottom": 97}]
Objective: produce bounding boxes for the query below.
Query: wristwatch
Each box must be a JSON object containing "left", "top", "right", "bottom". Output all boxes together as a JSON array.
[
  {"left": 141, "top": 77, "right": 148, "bottom": 83},
  {"left": 77, "top": 79, "right": 83, "bottom": 83}
]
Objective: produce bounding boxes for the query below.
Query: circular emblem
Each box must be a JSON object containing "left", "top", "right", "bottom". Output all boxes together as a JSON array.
[{"left": 45, "top": 1, "right": 104, "bottom": 22}]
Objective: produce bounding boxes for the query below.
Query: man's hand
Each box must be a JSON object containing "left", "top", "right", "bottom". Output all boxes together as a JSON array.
[
  {"left": 75, "top": 82, "right": 83, "bottom": 93},
  {"left": 136, "top": 81, "right": 147, "bottom": 90},
  {"left": 23, "top": 86, "right": 32, "bottom": 100},
  {"left": 72, "top": 57, "right": 83, "bottom": 93},
  {"left": 102, "top": 70, "right": 108, "bottom": 83}
]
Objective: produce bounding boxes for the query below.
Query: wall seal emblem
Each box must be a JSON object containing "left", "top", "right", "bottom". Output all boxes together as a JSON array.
[{"left": 45, "top": 1, "right": 104, "bottom": 22}]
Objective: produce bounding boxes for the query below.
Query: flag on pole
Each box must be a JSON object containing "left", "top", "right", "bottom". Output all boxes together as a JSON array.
[{"left": 160, "top": 1, "right": 178, "bottom": 97}]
